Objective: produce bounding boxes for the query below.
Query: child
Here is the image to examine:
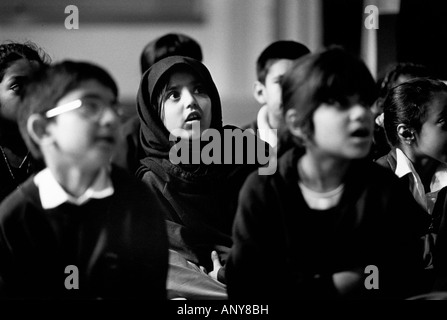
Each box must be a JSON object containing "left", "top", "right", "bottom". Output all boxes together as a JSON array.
[
  {"left": 140, "top": 32, "right": 203, "bottom": 75},
  {"left": 225, "top": 46, "right": 429, "bottom": 300},
  {"left": 113, "top": 33, "right": 204, "bottom": 174},
  {"left": 0, "top": 41, "right": 50, "bottom": 202},
  {"left": 244, "top": 40, "right": 310, "bottom": 153},
  {"left": 135, "top": 55, "right": 261, "bottom": 299},
  {"left": 0, "top": 61, "right": 169, "bottom": 300},
  {"left": 376, "top": 78, "right": 447, "bottom": 290},
  {"left": 369, "top": 62, "right": 433, "bottom": 160}
]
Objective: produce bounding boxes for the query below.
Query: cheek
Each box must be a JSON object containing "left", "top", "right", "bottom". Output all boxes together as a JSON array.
[
  {"left": 420, "top": 128, "right": 447, "bottom": 154},
  {"left": 313, "top": 112, "right": 341, "bottom": 138},
  {"left": 163, "top": 102, "right": 180, "bottom": 129},
  {"left": 55, "top": 119, "right": 92, "bottom": 146},
  {"left": 0, "top": 93, "right": 20, "bottom": 119},
  {"left": 266, "top": 86, "right": 281, "bottom": 103},
  {"left": 200, "top": 98, "right": 212, "bottom": 127}
]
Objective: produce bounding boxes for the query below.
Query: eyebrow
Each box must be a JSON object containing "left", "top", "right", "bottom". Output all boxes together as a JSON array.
[
  {"left": 167, "top": 81, "right": 203, "bottom": 90},
  {"left": 80, "top": 93, "right": 117, "bottom": 104},
  {"left": 272, "top": 75, "right": 283, "bottom": 81},
  {"left": 6, "top": 75, "right": 28, "bottom": 84}
]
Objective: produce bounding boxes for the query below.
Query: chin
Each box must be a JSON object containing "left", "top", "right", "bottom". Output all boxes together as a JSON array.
[
  {"left": 352, "top": 150, "right": 370, "bottom": 159},
  {"left": 343, "top": 147, "right": 370, "bottom": 159}
]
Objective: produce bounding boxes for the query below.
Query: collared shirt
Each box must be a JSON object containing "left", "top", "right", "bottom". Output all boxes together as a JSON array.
[
  {"left": 34, "top": 167, "right": 114, "bottom": 209},
  {"left": 394, "top": 148, "right": 447, "bottom": 214},
  {"left": 257, "top": 105, "right": 278, "bottom": 148}
]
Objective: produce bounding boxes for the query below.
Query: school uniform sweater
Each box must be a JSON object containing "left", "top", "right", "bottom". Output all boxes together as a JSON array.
[
  {"left": 0, "top": 165, "right": 169, "bottom": 300},
  {"left": 225, "top": 147, "right": 430, "bottom": 300},
  {"left": 135, "top": 56, "right": 260, "bottom": 273},
  {"left": 377, "top": 148, "right": 447, "bottom": 292},
  {"left": 137, "top": 154, "right": 256, "bottom": 273}
]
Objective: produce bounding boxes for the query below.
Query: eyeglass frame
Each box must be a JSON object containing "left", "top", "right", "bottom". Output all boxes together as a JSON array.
[{"left": 44, "top": 98, "right": 124, "bottom": 120}]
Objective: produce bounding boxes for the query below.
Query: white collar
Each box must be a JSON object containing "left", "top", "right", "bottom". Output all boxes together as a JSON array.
[
  {"left": 395, "top": 148, "right": 418, "bottom": 179},
  {"left": 395, "top": 148, "right": 447, "bottom": 192},
  {"left": 34, "top": 167, "right": 114, "bottom": 209},
  {"left": 257, "top": 105, "right": 278, "bottom": 148}
]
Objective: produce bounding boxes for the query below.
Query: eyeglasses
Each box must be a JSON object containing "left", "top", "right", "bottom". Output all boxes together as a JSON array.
[{"left": 45, "top": 98, "right": 124, "bottom": 120}]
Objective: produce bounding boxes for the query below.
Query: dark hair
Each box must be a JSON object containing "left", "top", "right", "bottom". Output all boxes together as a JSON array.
[
  {"left": 281, "top": 46, "right": 377, "bottom": 144},
  {"left": 18, "top": 60, "right": 119, "bottom": 158},
  {"left": 256, "top": 40, "right": 310, "bottom": 84},
  {"left": 0, "top": 41, "right": 51, "bottom": 81},
  {"left": 140, "top": 33, "right": 203, "bottom": 74},
  {"left": 383, "top": 77, "right": 447, "bottom": 147},
  {"left": 376, "top": 62, "right": 433, "bottom": 113}
]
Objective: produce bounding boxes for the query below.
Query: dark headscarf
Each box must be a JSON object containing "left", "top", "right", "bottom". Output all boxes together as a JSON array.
[
  {"left": 137, "top": 55, "right": 223, "bottom": 160},
  {"left": 135, "top": 56, "right": 259, "bottom": 271}
]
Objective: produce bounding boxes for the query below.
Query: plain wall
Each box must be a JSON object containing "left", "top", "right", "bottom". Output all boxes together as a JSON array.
[{"left": 0, "top": 0, "right": 322, "bottom": 127}]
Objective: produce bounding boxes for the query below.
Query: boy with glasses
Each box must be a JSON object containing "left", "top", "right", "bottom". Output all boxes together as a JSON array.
[{"left": 0, "top": 60, "right": 168, "bottom": 300}]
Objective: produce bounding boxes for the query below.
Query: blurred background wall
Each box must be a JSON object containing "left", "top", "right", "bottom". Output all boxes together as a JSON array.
[{"left": 2, "top": 0, "right": 444, "bottom": 127}]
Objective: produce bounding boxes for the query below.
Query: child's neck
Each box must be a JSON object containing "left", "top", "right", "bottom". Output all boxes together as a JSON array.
[
  {"left": 47, "top": 161, "right": 102, "bottom": 198},
  {"left": 267, "top": 111, "right": 281, "bottom": 130},
  {"left": 0, "top": 118, "right": 28, "bottom": 157},
  {"left": 400, "top": 146, "right": 439, "bottom": 191},
  {"left": 298, "top": 152, "right": 350, "bottom": 193}
]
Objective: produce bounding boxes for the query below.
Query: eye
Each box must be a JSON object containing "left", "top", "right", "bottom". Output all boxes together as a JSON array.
[
  {"left": 9, "top": 83, "right": 22, "bottom": 93},
  {"left": 193, "top": 86, "right": 208, "bottom": 95},
  {"left": 166, "top": 91, "right": 180, "bottom": 101},
  {"left": 81, "top": 99, "right": 103, "bottom": 115},
  {"left": 273, "top": 77, "right": 282, "bottom": 84},
  {"left": 437, "top": 118, "right": 447, "bottom": 129}
]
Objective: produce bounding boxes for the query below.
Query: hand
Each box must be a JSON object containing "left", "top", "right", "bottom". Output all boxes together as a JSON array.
[
  {"left": 332, "top": 268, "right": 364, "bottom": 296},
  {"left": 208, "top": 250, "right": 222, "bottom": 281}
]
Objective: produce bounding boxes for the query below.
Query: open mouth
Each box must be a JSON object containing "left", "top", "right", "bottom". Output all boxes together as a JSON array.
[
  {"left": 185, "top": 111, "right": 202, "bottom": 122},
  {"left": 351, "top": 128, "right": 371, "bottom": 138},
  {"left": 96, "top": 136, "right": 116, "bottom": 144}
]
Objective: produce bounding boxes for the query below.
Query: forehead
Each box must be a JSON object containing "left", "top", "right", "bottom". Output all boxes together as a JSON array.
[
  {"left": 427, "top": 91, "right": 447, "bottom": 116},
  {"left": 266, "top": 59, "right": 295, "bottom": 78},
  {"left": 56, "top": 79, "right": 116, "bottom": 106},
  {"left": 2, "top": 58, "right": 40, "bottom": 80},
  {"left": 167, "top": 69, "right": 201, "bottom": 86}
]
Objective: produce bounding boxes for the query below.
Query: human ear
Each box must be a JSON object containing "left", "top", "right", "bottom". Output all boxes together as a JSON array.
[
  {"left": 397, "top": 124, "right": 415, "bottom": 145},
  {"left": 27, "top": 114, "right": 51, "bottom": 146},
  {"left": 285, "top": 108, "right": 305, "bottom": 140},
  {"left": 253, "top": 81, "right": 266, "bottom": 105}
]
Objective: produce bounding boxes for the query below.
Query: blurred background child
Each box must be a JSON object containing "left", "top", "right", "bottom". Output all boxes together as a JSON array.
[
  {"left": 225, "top": 46, "right": 429, "bottom": 300},
  {"left": 0, "top": 41, "right": 50, "bottom": 202},
  {"left": 243, "top": 40, "right": 310, "bottom": 155}
]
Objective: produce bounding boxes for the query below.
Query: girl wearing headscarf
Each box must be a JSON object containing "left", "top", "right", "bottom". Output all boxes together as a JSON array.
[{"left": 136, "top": 56, "right": 261, "bottom": 299}]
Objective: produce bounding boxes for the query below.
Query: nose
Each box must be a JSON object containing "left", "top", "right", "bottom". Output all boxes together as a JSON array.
[
  {"left": 99, "top": 106, "right": 121, "bottom": 127},
  {"left": 350, "top": 103, "right": 372, "bottom": 123},
  {"left": 181, "top": 88, "right": 198, "bottom": 109}
]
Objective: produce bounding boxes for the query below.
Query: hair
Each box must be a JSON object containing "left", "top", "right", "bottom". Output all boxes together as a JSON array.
[
  {"left": 281, "top": 46, "right": 377, "bottom": 144},
  {"left": 382, "top": 77, "right": 447, "bottom": 147},
  {"left": 18, "top": 60, "right": 119, "bottom": 158},
  {"left": 376, "top": 62, "right": 433, "bottom": 113},
  {"left": 140, "top": 33, "right": 203, "bottom": 74},
  {"left": 0, "top": 41, "right": 51, "bottom": 82},
  {"left": 256, "top": 40, "right": 310, "bottom": 84}
]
